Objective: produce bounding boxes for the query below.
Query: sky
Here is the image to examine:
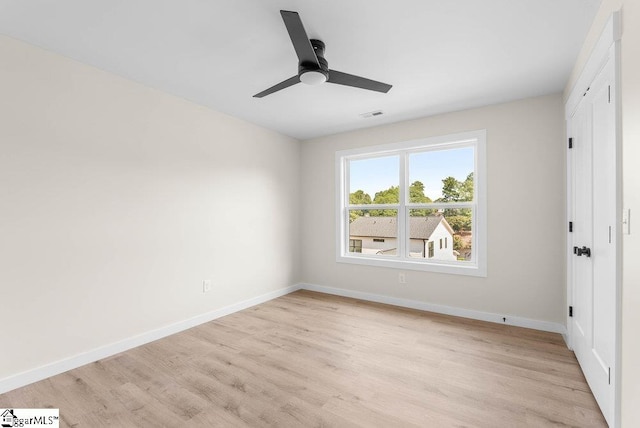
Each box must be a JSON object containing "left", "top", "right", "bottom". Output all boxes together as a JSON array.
[{"left": 349, "top": 147, "right": 474, "bottom": 201}]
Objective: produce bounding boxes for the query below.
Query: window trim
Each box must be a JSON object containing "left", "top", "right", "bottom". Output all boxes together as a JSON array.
[{"left": 335, "top": 130, "right": 487, "bottom": 277}]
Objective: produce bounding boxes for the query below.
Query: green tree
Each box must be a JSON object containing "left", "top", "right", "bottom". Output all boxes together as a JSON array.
[
  {"left": 348, "top": 190, "right": 372, "bottom": 222},
  {"left": 368, "top": 182, "right": 439, "bottom": 217},
  {"left": 373, "top": 186, "right": 399, "bottom": 204},
  {"left": 460, "top": 172, "right": 473, "bottom": 201},
  {"left": 350, "top": 190, "right": 372, "bottom": 205},
  {"left": 441, "top": 177, "right": 461, "bottom": 202},
  {"left": 440, "top": 173, "right": 473, "bottom": 202},
  {"left": 409, "top": 180, "right": 436, "bottom": 216},
  {"left": 439, "top": 173, "right": 473, "bottom": 229},
  {"left": 369, "top": 182, "right": 434, "bottom": 205},
  {"left": 445, "top": 215, "right": 472, "bottom": 232},
  {"left": 453, "top": 235, "right": 465, "bottom": 251},
  {"left": 409, "top": 180, "right": 432, "bottom": 203},
  {"left": 370, "top": 185, "right": 399, "bottom": 216}
]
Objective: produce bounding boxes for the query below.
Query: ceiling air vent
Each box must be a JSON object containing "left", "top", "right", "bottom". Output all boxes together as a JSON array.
[{"left": 360, "top": 110, "right": 384, "bottom": 118}]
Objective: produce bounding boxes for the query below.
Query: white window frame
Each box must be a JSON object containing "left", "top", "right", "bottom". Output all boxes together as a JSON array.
[{"left": 335, "top": 130, "right": 487, "bottom": 277}]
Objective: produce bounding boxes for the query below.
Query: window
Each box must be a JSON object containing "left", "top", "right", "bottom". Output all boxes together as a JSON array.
[
  {"left": 349, "top": 239, "right": 362, "bottom": 253},
  {"left": 336, "top": 130, "right": 486, "bottom": 276}
]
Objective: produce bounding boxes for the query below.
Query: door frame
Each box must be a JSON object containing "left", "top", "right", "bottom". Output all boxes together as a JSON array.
[{"left": 565, "top": 11, "right": 622, "bottom": 427}]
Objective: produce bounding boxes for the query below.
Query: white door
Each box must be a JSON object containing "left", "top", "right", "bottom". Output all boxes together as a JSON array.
[{"left": 569, "top": 47, "right": 617, "bottom": 425}]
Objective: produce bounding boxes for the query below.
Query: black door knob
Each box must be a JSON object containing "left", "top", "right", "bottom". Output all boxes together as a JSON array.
[{"left": 574, "top": 246, "right": 591, "bottom": 257}]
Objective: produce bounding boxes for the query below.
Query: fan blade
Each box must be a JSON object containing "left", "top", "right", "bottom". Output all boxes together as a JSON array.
[
  {"left": 280, "top": 10, "right": 320, "bottom": 67},
  {"left": 253, "top": 75, "right": 300, "bottom": 98},
  {"left": 327, "top": 69, "right": 392, "bottom": 93}
]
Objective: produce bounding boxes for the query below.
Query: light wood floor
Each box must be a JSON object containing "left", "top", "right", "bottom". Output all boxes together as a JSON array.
[{"left": 0, "top": 290, "right": 606, "bottom": 427}]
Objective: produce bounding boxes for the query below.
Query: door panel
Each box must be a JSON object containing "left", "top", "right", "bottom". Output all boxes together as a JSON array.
[
  {"left": 570, "top": 49, "right": 616, "bottom": 425},
  {"left": 591, "top": 61, "right": 616, "bottom": 374},
  {"left": 571, "top": 89, "right": 593, "bottom": 366}
]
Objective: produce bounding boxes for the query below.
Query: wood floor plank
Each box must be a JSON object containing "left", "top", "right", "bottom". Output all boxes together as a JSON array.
[{"left": 0, "top": 290, "right": 606, "bottom": 427}]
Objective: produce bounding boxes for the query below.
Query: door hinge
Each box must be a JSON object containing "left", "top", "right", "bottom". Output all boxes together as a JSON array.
[
  {"left": 608, "top": 85, "right": 611, "bottom": 103},
  {"left": 569, "top": 221, "right": 573, "bottom": 232},
  {"left": 569, "top": 306, "right": 573, "bottom": 317},
  {"left": 608, "top": 367, "right": 611, "bottom": 385},
  {"left": 568, "top": 137, "right": 573, "bottom": 149}
]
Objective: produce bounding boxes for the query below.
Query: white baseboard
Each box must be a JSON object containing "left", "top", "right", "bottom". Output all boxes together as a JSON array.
[
  {"left": 300, "top": 283, "right": 567, "bottom": 335},
  {"left": 0, "top": 284, "right": 302, "bottom": 395}
]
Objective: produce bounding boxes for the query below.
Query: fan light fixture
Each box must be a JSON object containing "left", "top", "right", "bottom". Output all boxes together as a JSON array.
[
  {"left": 300, "top": 70, "right": 327, "bottom": 86},
  {"left": 253, "top": 10, "right": 392, "bottom": 98}
]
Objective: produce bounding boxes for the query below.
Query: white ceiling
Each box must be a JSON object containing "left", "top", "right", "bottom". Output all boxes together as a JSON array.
[{"left": 0, "top": 0, "right": 601, "bottom": 140}]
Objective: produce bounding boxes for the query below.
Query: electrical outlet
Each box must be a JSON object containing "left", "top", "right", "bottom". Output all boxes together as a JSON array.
[
  {"left": 202, "top": 280, "right": 212, "bottom": 293},
  {"left": 398, "top": 273, "right": 406, "bottom": 284}
]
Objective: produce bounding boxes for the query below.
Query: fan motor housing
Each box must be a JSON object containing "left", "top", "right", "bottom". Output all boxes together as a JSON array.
[{"left": 298, "top": 39, "right": 329, "bottom": 79}]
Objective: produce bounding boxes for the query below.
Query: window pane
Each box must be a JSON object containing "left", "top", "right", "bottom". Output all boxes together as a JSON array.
[
  {"left": 408, "top": 147, "right": 474, "bottom": 202},
  {"left": 408, "top": 209, "right": 472, "bottom": 261},
  {"left": 338, "top": 131, "right": 484, "bottom": 275},
  {"left": 349, "top": 156, "right": 399, "bottom": 205},
  {"left": 348, "top": 210, "right": 398, "bottom": 256}
]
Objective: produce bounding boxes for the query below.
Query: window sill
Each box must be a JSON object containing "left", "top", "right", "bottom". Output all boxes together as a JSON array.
[{"left": 336, "top": 254, "right": 487, "bottom": 277}]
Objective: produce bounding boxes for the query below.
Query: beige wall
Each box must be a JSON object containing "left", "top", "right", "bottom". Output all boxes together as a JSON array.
[
  {"left": 0, "top": 36, "right": 300, "bottom": 380},
  {"left": 300, "top": 94, "right": 565, "bottom": 324},
  {"left": 564, "top": 1, "right": 640, "bottom": 425}
]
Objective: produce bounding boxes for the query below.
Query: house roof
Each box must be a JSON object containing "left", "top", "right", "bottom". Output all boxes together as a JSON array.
[{"left": 349, "top": 216, "right": 449, "bottom": 240}]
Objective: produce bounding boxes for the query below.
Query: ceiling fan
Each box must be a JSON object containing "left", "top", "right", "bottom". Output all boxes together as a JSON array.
[{"left": 253, "top": 10, "right": 393, "bottom": 98}]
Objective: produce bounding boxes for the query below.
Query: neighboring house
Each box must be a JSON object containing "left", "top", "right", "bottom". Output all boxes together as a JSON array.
[{"left": 349, "top": 215, "right": 456, "bottom": 261}]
